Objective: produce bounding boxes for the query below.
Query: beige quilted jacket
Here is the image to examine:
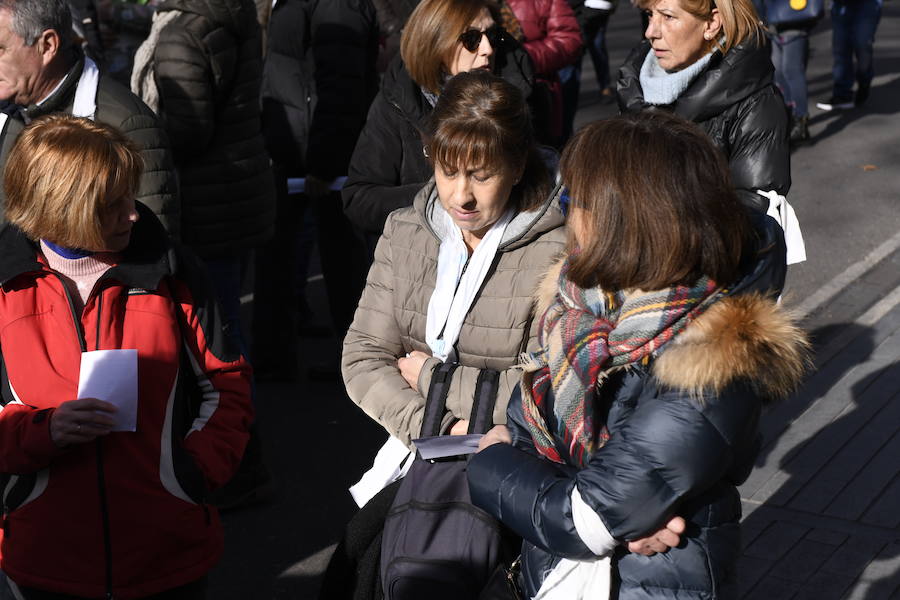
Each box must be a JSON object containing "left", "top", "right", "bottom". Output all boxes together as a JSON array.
[{"left": 342, "top": 179, "right": 567, "bottom": 447}]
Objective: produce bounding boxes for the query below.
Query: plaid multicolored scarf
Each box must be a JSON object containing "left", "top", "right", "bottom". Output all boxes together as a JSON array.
[{"left": 521, "top": 258, "right": 722, "bottom": 467}]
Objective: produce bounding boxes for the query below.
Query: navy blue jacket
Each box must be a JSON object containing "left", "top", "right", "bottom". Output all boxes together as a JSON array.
[{"left": 468, "top": 219, "right": 806, "bottom": 599}]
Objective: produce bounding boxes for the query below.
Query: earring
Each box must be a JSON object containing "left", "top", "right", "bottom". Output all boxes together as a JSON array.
[
  {"left": 422, "top": 145, "right": 429, "bottom": 158},
  {"left": 703, "top": 32, "right": 711, "bottom": 39}
]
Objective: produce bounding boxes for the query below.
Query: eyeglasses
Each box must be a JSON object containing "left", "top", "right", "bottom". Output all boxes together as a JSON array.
[{"left": 458, "top": 25, "right": 505, "bottom": 53}]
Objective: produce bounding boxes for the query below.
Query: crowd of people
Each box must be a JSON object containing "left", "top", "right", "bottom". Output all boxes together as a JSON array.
[{"left": 0, "top": 0, "right": 882, "bottom": 597}]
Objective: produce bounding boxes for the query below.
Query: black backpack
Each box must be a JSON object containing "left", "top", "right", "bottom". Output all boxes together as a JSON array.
[{"left": 379, "top": 363, "right": 519, "bottom": 599}]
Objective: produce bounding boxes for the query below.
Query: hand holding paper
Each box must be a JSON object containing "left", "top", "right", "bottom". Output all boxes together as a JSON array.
[{"left": 50, "top": 398, "right": 117, "bottom": 448}]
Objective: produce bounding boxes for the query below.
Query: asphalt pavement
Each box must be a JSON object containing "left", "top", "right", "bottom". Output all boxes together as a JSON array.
[{"left": 209, "top": 4, "right": 900, "bottom": 598}]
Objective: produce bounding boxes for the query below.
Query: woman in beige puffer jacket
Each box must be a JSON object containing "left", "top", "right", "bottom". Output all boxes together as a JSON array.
[
  {"left": 342, "top": 71, "right": 567, "bottom": 448},
  {"left": 342, "top": 177, "right": 566, "bottom": 446}
]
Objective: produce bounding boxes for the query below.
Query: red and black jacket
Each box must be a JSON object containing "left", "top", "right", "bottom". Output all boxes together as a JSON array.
[{"left": 0, "top": 203, "right": 253, "bottom": 598}]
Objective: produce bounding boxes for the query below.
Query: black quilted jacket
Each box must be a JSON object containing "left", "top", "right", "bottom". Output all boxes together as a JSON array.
[
  {"left": 617, "top": 39, "right": 790, "bottom": 213},
  {"left": 154, "top": 0, "right": 275, "bottom": 258}
]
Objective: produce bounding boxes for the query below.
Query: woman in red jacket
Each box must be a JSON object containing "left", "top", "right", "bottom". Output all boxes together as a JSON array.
[
  {"left": 0, "top": 115, "right": 253, "bottom": 599},
  {"left": 506, "top": 0, "right": 583, "bottom": 146}
]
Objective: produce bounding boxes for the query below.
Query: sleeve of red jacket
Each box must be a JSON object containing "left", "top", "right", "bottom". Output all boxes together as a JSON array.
[
  {"left": 170, "top": 247, "right": 254, "bottom": 491},
  {"left": 0, "top": 403, "right": 68, "bottom": 474},
  {"left": 522, "top": 0, "right": 583, "bottom": 74}
]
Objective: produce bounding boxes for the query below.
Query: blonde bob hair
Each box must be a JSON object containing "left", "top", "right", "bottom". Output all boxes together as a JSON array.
[
  {"left": 400, "top": 0, "right": 500, "bottom": 96},
  {"left": 637, "top": 0, "right": 763, "bottom": 54},
  {"left": 4, "top": 114, "right": 143, "bottom": 250}
]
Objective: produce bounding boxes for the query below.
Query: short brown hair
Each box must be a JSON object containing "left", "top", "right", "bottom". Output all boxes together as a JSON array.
[
  {"left": 560, "top": 111, "right": 751, "bottom": 291},
  {"left": 637, "top": 0, "right": 762, "bottom": 54},
  {"left": 425, "top": 70, "right": 550, "bottom": 212},
  {"left": 4, "top": 114, "right": 143, "bottom": 249},
  {"left": 400, "top": 0, "right": 500, "bottom": 96}
]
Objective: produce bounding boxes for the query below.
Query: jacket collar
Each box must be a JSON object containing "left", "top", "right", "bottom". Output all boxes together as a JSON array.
[
  {"left": 0, "top": 202, "right": 175, "bottom": 291},
  {"left": 21, "top": 51, "right": 84, "bottom": 122},
  {"left": 619, "top": 38, "right": 774, "bottom": 122}
]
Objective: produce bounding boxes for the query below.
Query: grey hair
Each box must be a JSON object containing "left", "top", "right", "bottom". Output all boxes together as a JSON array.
[{"left": 0, "top": 0, "right": 72, "bottom": 48}]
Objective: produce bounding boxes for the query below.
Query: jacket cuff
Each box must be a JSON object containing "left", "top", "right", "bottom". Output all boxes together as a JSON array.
[
  {"left": 416, "top": 357, "right": 441, "bottom": 396},
  {"left": 25, "top": 408, "right": 67, "bottom": 460},
  {"left": 571, "top": 485, "right": 616, "bottom": 557}
]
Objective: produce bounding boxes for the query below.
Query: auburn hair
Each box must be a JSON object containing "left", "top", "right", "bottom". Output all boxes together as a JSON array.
[
  {"left": 4, "top": 114, "right": 143, "bottom": 249},
  {"left": 400, "top": 0, "right": 500, "bottom": 96},
  {"left": 560, "top": 111, "right": 752, "bottom": 291}
]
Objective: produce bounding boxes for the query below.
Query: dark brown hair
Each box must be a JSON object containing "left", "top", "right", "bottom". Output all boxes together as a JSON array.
[
  {"left": 425, "top": 70, "right": 550, "bottom": 212},
  {"left": 560, "top": 111, "right": 751, "bottom": 291},
  {"left": 4, "top": 114, "right": 143, "bottom": 249},
  {"left": 400, "top": 0, "right": 500, "bottom": 95}
]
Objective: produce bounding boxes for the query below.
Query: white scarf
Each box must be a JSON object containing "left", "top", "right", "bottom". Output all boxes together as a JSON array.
[
  {"left": 349, "top": 199, "right": 515, "bottom": 508},
  {"left": 639, "top": 49, "right": 713, "bottom": 106},
  {"left": 425, "top": 204, "right": 515, "bottom": 361}
]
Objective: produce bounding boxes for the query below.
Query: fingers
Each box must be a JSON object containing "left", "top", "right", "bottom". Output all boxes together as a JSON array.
[
  {"left": 408, "top": 351, "right": 431, "bottom": 360},
  {"left": 50, "top": 398, "right": 118, "bottom": 447},
  {"left": 665, "top": 516, "right": 686, "bottom": 534},
  {"left": 627, "top": 518, "right": 685, "bottom": 556}
]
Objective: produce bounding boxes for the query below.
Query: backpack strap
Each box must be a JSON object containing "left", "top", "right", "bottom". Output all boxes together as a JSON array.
[
  {"left": 420, "top": 362, "right": 459, "bottom": 438},
  {"left": 468, "top": 369, "right": 501, "bottom": 435}
]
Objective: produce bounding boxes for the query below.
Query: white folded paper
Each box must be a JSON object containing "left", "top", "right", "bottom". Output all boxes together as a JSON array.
[
  {"left": 77, "top": 349, "right": 139, "bottom": 432},
  {"left": 412, "top": 434, "right": 483, "bottom": 460}
]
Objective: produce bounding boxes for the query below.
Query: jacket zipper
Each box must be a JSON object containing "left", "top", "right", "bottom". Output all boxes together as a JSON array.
[{"left": 54, "top": 277, "right": 115, "bottom": 599}]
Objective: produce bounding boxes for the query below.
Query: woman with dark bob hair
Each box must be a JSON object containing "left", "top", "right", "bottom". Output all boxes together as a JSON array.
[
  {"left": 342, "top": 0, "right": 535, "bottom": 247},
  {"left": 468, "top": 111, "right": 809, "bottom": 599},
  {"left": 0, "top": 115, "right": 252, "bottom": 599},
  {"left": 617, "top": 0, "right": 789, "bottom": 213}
]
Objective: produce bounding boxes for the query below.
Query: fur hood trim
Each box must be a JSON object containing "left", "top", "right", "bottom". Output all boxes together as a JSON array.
[{"left": 533, "top": 257, "right": 810, "bottom": 401}]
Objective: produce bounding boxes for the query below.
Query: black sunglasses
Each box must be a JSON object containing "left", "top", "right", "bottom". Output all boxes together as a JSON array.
[{"left": 458, "top": 25, "right": 505, "bottom": 52}]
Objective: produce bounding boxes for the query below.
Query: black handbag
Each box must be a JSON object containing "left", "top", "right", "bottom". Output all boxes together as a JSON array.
[{"left": 379, "top": 363, "right": 519, "bottom": 600}]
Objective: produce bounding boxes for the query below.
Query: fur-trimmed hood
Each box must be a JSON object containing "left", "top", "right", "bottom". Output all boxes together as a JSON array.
[{"left": 534, "top": 256, "right": 810, "bottom": 401}]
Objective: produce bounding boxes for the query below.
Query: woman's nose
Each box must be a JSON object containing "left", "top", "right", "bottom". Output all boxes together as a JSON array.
[
  {"left": 479, "top": 33, "right": 493, "bottom": 57},
  {"left": 453, "top": 176, "right": 472, "bottom": 202},
  {"left": 645, "top": 15, "right": 660, "bottom": 39}
]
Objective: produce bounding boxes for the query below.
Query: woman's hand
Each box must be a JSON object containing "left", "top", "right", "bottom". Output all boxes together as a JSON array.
[
  {"left": 476, "top": 425, "right": 511, "bottom": 452},
  {"left": 449, "top": 419, "right": 470, "bottom": 435},
  {"left": 50, "top": 398, "right": 117, "bottom": 448},
  {"left": 627, "top": 516, "right": 686, "bottom": 556},
  {"left": 398, "top": 351, "right": 431, "bottom": 393}
]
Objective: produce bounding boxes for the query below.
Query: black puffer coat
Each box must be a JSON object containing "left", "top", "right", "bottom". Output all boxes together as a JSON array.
[
  {"left": 154, "top": 0, "right": 275, "bottom": 258},
  {"left": 342, "top": 41, "right": 534, "bottom": 237},
  {"left": 617, "top": 39, "right": 790, "bottom": 213},
  {"left": 469, "top": 218, "right": 807, "bottom": 599}
]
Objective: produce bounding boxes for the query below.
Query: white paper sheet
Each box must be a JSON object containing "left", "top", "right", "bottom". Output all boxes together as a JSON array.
[
  {"left": 77, "top": 349, "right": 139, "bottom": 432},
  {"left": 412, "top": 434, "right": 483, "bottom": 460}
]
